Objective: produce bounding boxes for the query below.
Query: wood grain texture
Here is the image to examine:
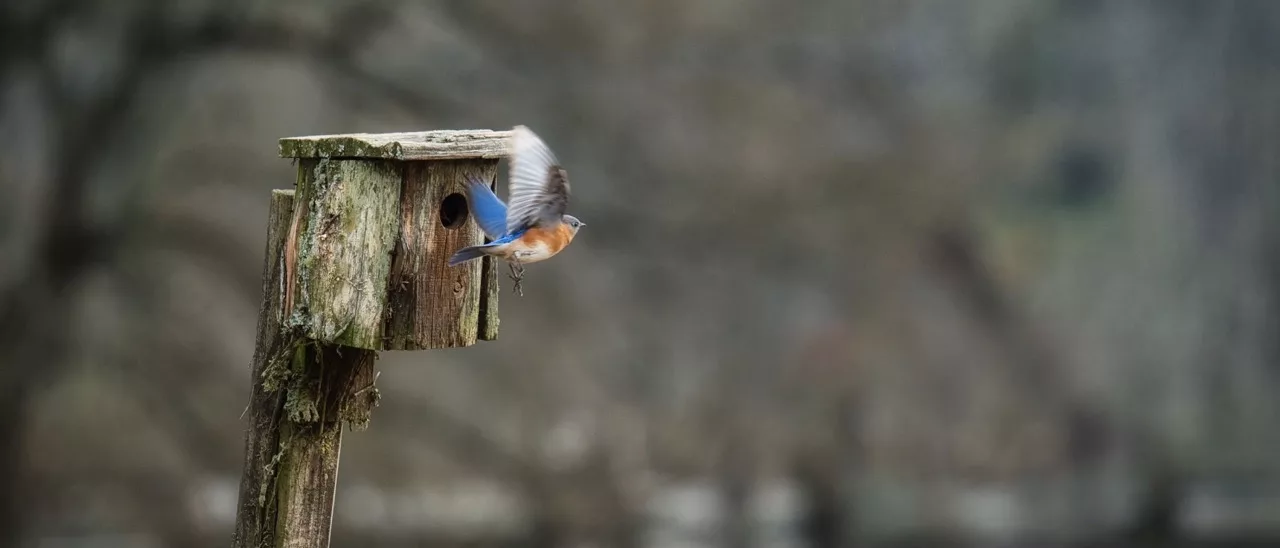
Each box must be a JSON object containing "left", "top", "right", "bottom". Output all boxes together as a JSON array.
[
  {"left": 292, "top": 158, "right": 402, "bottom": 349},
  {"left": 273, "top": 421, "right": 341, "bottom": 548},
  {"left": 274, "top": 344, "right": 377, "bottom": 548},
  {"left": 476, "top": 172, "right": 501, "bottom": 341},
  {"left": 478, "top": 254, "right": 500, "bottom": 341},
  {"left": 234, "top": 191, "right": 382, "bottom": 548},
  {"left": 233, "top": 190, "right": 295, "bottom": 548},
  {"left": 384, "top": 159, "right": 498, "bottom": 349},
  {"left": 279, "top": 130, "right": 512, "bottom": 161}
]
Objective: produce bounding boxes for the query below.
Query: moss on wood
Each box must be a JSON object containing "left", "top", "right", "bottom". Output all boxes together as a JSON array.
[
  {"left": 291, "top": 158, "right": 402, "bottom": 349},
  {"left": 240, "top": 130, "right": 512, "bottom": 548},
  {"left": 284, "top": 343, "right": 319, "bottom": 423},
  {"left": 234, "top": 190, "right": 297, "bottom": 548}
]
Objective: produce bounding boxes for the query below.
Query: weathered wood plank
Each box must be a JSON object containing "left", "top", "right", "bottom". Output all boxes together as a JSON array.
[
  {"left": 477, "top": 173, "right": 501, "bottom": 341},
  {"left": 279, "top": 130, "right": 512, "bottom": 161},
  {"left": 235, "top": 190, "right": 383, "bottom": 548},
  {"left": 233, "top": 190, "right": 295, "bottom": 548},
  {"left": 478, "top": 257, "right": 500, "bottom": 341},
  {"left": 384, "top": 159, "right": 498, "bottom": 349},
  {"left": 273, "top": 421, "right": 341, "bottom": 548},
  {"left": 291, "top": 158, "right": 402, "bottom": 349}
]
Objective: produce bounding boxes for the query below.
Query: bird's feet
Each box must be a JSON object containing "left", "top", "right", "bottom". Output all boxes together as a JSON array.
[{"left": 507, "top": 261, "right": 525, "bottom": 296}]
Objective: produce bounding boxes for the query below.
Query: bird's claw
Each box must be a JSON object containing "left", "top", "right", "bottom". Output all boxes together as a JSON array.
[{"left": 507, "top": 261, "right": 525, "bottom": 297}]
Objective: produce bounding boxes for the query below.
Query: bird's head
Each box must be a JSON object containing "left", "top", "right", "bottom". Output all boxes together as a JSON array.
[{"left": 562, "top": 214, "right": 585, "bottom": 236}]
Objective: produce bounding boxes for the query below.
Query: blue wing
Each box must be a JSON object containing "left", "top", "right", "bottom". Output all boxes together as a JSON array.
[
  {"left": 447, "top": 228, "right": 526, "bottom": 266},
  {"left": 464, "top": 174, "right": 509, "bottom": 240},
  {"left": 489, "top": 229, "right": 525, "bottom": 245}
]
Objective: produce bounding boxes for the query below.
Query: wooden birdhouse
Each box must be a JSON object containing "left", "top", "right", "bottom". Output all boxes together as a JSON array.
[{"left": 277, "top": 130, "right": 508, "bottom": 350}]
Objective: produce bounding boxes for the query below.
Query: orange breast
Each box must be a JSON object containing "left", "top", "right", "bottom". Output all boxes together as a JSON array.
[{"left": 523, "top": 224, "right": 573, "bottom": 255}]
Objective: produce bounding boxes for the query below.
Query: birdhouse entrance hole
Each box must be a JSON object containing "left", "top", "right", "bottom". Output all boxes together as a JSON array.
[{"left": 440, "top": 192, "right": 468, "bottom": 229}]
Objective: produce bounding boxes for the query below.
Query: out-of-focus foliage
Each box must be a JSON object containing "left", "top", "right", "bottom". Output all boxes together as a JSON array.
[{"left": 2, "top": 1, "right": 1279, "bottom": 546}]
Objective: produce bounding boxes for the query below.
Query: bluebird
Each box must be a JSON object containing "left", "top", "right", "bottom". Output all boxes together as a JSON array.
[{"left": 448, "top": 125, "right": 585, "bottom": 295}]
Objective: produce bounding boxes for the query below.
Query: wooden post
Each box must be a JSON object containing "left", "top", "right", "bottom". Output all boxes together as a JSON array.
[{"left": 233, "top": 130, "right": 509, "bottom": 548}]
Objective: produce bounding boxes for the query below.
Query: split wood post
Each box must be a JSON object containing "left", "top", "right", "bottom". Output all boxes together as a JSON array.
[{"left": 232, "top": 130, "right": 508, "bottom": 548}]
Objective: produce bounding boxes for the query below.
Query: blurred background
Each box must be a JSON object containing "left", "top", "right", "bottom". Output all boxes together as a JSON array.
[{"left": 3, "top": 1, "right": 1280, "bottom": 547}]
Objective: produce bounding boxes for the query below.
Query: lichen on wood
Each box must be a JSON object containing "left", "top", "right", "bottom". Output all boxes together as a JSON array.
[
  {"left": 239, "top": 129, "right": 513, "bottom": 548},
  {"left": 284, "top": 342, "right": 320, "bottom": 424},
  {"left": 291, "top": 158, "right": 402, "bottom": 349},
  {"left": 236, "top": 183, "right": 386, "bottom": 548},
  {"left": 340, "top": 370, "right": 381, "bottom": 432},
  {"left": 268, "top": 343, "right": 377, "bottom": 548},
  {"left": 273, "top": 421, "right": 342, "bottom": 548},
  {"left": 279, "top": 129, "right": 512, "bottom": 161},
  {"left": 233, "top": 190, "right": 296, "bottom": 548}
]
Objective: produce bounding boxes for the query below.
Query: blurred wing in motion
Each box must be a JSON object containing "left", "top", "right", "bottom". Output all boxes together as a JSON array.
[
  {"left": 506, "top": 125, "right": 571, "bottom": 232},
  {"left": 464, "top": 174, "right": 509, "bottom": 240}
]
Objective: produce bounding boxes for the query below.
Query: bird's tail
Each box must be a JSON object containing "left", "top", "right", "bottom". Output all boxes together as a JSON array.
[{"left": 448, "top": 244, "right": 492, "bottom": 266}]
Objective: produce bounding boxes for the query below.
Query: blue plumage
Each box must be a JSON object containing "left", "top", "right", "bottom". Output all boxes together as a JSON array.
[
  {"left": 446, "top": 245, "right": 489, "bottom": 266},
  {"left": 447, "top": 126, "right": 584, "bottom": 297},
  {"left": 463, "top": 175, "right": 509, "bottom": 240},
  {"left": 447, "top": 227, "right": 527, "bottom": 266},
  {"left": 450, "top": 175, "right": 535, "bottom": 267}
]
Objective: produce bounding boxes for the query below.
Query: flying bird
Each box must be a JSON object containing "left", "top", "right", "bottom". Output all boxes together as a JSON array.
[{"left": 448, "top": 125, "right": 585, "bottom": 295}]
